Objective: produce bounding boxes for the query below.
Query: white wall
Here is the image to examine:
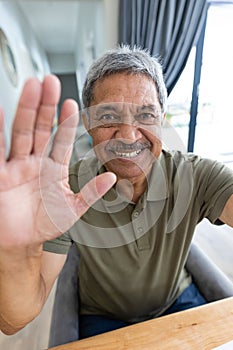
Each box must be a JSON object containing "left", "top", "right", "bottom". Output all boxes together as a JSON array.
[
  {"left": 75, "top": 0, "right": 119, "bottom": 89},
  {"left": 0, "top": 1, "right": 50, "bottom": 155},
  {"left": 48, "top": 52, "right": 76, "bottom": 74}
]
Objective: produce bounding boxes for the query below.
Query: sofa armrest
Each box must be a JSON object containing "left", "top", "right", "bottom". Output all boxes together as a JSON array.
[
  {"left": 48, "top": 243, "right": 80, "bottom": 348},
  {"left": 185, "top": 243, "right": 233, "bottom": 302}
]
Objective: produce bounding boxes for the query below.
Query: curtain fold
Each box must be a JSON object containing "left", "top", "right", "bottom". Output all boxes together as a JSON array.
[{"left": 119, "top": 0, "right": 209, "bottom": 94}]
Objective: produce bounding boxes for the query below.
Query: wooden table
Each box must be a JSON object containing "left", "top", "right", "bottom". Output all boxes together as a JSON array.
[{"left": 49, "top": 297, "right": 233, "bottom": 350}]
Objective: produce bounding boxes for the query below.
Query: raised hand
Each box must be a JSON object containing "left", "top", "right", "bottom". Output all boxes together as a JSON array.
[{"left": 0, "top": 75, "right": 116, "bottom": 249}]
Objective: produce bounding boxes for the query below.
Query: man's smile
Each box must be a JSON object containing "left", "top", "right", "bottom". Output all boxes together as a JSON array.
[
  {"left": 105, "top": 141, "right": 151, "bottom": 159},
  {"left": 112, "top": 149, "right": 142, "bottom": 158}
]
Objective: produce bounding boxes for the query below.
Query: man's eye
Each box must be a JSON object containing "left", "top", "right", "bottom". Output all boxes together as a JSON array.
[
  {"left": 100, "top": 114, "right": 117, "bottom": 121},
  {"left": 136, "top": 113, "right": 159, "bottom": 125},
  {"left": 98, "top": 114, "right": 121, "bottom": 125}
]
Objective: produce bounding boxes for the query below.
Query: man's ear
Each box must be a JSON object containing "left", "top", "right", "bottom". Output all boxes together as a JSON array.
[
  {"left": 162, "top": 112, "right": 167, "bottom": 127},
  {"left": 82, "top": 111, "right": 91, "bottom": 132}
]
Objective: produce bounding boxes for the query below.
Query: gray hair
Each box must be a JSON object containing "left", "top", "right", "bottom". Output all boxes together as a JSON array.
[{"left": 82, "top": 45, "right": 167, "bottom": 113}]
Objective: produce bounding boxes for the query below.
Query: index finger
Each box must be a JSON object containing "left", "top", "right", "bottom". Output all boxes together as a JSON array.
[{"left": 49, "top": 99, "right": 79, "bottom": 165}]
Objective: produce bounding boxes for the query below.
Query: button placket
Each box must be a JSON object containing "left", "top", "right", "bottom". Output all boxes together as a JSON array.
[{"left": 132, "top": 208, "right": 150, "bottom": 250}]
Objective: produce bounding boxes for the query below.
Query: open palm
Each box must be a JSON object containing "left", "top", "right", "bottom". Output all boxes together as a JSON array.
[{"left": 0, "top": 75, "right": 115, "bottom": 248}]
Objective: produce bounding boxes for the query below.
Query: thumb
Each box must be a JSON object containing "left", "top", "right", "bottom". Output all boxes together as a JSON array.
[{"left": 74, "top": 172, "right": 117, "bottom": 217}]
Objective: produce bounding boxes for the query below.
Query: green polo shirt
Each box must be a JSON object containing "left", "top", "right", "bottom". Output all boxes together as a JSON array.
[{"left": 43, "top": 150, "right": 233, "bottom": 322}]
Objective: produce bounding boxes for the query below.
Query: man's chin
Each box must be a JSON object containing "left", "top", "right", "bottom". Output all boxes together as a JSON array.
[{"left": 104, "top": 158, "right": 150, "bottom": 180}]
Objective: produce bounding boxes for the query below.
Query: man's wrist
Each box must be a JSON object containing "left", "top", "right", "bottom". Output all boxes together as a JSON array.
[{"left": 0, "top": 243, "right": 43, "bottom": 271}]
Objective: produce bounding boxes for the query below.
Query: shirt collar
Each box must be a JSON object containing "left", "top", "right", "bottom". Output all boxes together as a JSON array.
[
  {"left": 147, "top": 153, "right": 169, "bottom": 201},
  {"left": 98, "top": 153, "right": 168, "bottom": 207}
]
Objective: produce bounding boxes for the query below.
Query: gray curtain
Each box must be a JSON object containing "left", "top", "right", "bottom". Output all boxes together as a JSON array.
[{"left": 119, "top": 0, "right": 209, "bottom": 94}]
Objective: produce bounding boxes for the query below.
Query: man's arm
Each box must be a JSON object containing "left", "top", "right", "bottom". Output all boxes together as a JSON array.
[
  {"left": 0, "top": 250, "right": 66, "bottom": 335},
  {"left": 0, "top": 75, "right": 116, "bottom": 334},
  {"left": 219, "top": 193, "right": 233, "bottom": 227}
]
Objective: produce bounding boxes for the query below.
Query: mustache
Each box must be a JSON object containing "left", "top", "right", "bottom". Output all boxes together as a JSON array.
[{"left": 106, "top": 140, "right": 151, "bottom": 152}]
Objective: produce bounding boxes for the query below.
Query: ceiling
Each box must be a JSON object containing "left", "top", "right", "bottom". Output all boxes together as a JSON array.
[
  {"left": 18, "top": 0, "right": 102, "bottom": 54},
  {"left": 16, "top": 0, "right": 118, "bottom": 75}
]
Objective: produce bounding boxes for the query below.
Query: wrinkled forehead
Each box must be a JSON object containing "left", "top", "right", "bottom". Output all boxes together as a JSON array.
[
  {"left": 87, "top": 102, "right": 162, "bottom": 116},
  {"left": 89, "top": 72, "right": 161, "bottom": 106}
]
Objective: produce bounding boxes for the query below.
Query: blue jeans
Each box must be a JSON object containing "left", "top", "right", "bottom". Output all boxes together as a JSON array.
[{"left": 79, "top": 282, "right": 206, "bottom": 339}]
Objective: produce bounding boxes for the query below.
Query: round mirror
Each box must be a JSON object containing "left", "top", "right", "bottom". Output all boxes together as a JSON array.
[{"left": 0, "top": 28, "right": 18, "bottom": 86}]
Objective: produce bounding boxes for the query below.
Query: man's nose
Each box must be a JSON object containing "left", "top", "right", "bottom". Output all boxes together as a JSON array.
[{"left": 115, "top": 123, "right": 141, "bottom": 142}]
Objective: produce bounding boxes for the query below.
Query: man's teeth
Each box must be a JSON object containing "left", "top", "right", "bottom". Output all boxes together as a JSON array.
[{"left": 114, "top": 150, "right": 141, "bottom": 158}]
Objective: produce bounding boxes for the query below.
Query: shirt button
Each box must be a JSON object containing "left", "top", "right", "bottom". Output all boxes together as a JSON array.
[
  {"left": 137, "top": 227, "right": 143, "bottom": 233},
  {"left": 133, "top": 211, "right": 139, "bottom": 218}
]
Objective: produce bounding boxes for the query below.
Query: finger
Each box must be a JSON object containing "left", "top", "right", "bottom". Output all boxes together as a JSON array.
[
  {"left": 75, "top": 172, "right": 117, "bottom": 218},
  {"left": 9, "top": 78, "right": 42, "bottom": 159},
  {"left": 33, "top": 75, "right": 61, "bottom": 156},
  {"left": 0, "top": 107, "right": 5, "bottom": 164},
  {"left": 49, "top": 99, "right": 79, "bottom": 165},
  {"left": 39, "top": 172, "right": 116, "bottom": 235}
]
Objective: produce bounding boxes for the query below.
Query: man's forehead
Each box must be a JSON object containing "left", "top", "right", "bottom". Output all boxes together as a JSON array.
[
  {"left": 90, "top": 102, "right": 161, "bottom": 114},
  {"left": 90, "top": 72, "right": 160, "bottom": 105}
]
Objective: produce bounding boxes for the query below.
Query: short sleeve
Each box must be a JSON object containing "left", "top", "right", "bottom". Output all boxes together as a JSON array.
[
  {"left": 43, "top": 231, "right": 72, "bottom": 255},
  {"left": 196, "top": 159, "right": 233, "bottom": 223}
]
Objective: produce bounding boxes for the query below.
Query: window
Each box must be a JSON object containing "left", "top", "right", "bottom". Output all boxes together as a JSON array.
[
  {"left": 195, "top": 3, "right": 233, "bottom": 169},
  {"left": 167, "top": 2, "right": 233, "bottom": 169},
  {"left": 166, "top": 47, "right": 196, "bottom": 151}
]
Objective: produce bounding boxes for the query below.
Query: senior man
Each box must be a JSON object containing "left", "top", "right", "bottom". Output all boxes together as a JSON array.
[{"left": 0, "top": 46, "right": 233, "bottom": 338}]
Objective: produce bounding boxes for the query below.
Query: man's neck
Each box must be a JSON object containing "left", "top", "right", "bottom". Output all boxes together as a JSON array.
[{"left": 116, "top": 174, "right": 148, "bottom": 203}]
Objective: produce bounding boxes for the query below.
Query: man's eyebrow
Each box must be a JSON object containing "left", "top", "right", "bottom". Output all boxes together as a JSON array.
[
  {"left": 136, "top": 104, "right": 160, "bottom": 113},
  {"left": 93, "top": 103, "right": 161, "bottom": 115},
  {"left": 95, "top": 104, "right": 120, "bottom": 113}
]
